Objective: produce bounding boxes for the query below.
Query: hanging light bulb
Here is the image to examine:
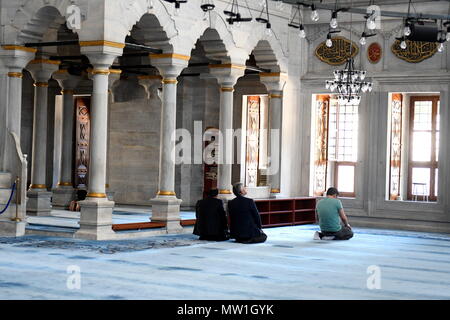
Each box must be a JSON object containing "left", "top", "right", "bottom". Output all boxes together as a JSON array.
[
  {"left": 404, "top": 23, "right": 411, "bottom": 36},
  {"left": 438, "top": 42, "right": 445, "bottom": 52},
  {"left": 367, "top": 17, "right": 376, "bottom": 30},
  {"left": 359, "top": 33, "right": 367, "bottom": 46},
  {"left": 330, "top": 11, "right": 338, "bottom": 29},
  {"left": 174, "top": 3, "right": 180, "bottom": 16},
  {"left": 299, "top": 24, "right": 306, "bottom": 38},
  {"left": 310, "top": 4, "right": 319, "bottom": 22},
  {"left": 400, "top": 38, "right": 407, "bottom": 50},
  {"left": 265, "top": 23, "right": 272, "bottom": 37},
  {"left": 326, "top": 33, "right": 333, "bottom": 48}
]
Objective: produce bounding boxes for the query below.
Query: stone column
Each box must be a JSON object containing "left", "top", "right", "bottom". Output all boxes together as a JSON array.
[
  {"left": 75, "top": 42, "right": 123, "bottom": 240},
  {"left": 260, "top": 73, "right": 286, "bottom": 197},
  {"left": 0, "top": 45, "right": 35, "bottom": 236},
  {"left": 149, "top": 53, "right": 189, "bottom": 233},
  {"left": 105, "top": 69, "right": 121, "bottom": 201},
  {"left": 52, "top": 69, "right": 80, "bottom": 208},
  {"left": 209, "top": 64, "right": 245, "bottom": 199},
  {"left": 26, "top": 59, "right": 61, "bottom": 216}
]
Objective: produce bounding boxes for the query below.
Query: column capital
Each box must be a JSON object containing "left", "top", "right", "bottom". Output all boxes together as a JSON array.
[
  {"left": 208, "top": 64, "right": 245, "bottom": 88},
  {"left": 149, "top": 53, "right": 190, "bottom": 79},
  {"left": 53, "top": 69, "right": 81, "bottom": 91},
  {"left": 26, "top": 59, "right": 61, "bottom": 83},
  {"left": 0, "top": 45, "right": 36, "bottom": 72},
  {"left": 79, "top": 41, "right": 124, "bottom": 70},
  {"left": 259, "top": 72, "right": 287, "bottom": 93},
  {"left": 138, "top": 75, "right": 163, "bottom": 99}
]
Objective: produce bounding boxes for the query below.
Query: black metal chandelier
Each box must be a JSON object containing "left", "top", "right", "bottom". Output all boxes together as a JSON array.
[{"left": 325, "top": 58, "right": 373, "bottom": 105}]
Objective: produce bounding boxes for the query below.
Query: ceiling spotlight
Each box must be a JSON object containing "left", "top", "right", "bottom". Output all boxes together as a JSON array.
[
  {"left": 311, "top": 4, "right": 319, "bottom": 22},
  {"left": 330, "top": 11, "right": 338, "bottom": 29}
]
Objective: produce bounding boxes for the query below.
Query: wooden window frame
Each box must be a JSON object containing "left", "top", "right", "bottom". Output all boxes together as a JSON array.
[{"left": 407, "top": 96, "right": 439, "bottom": 201}]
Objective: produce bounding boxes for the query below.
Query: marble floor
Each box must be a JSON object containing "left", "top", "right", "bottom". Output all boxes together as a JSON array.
[{"left": 1, "top": 221, "right": 450, "bottom": 300}]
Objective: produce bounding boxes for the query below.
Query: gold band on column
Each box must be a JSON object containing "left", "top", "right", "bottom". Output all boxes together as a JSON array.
[
  {"left": 86, "top": 192, "right": 107, "bottom": 198},
  {"left": 157, "top": 190, "right": 176, "bottom": 196},
  {"left": 219, "top": 189, "right": 232, "bottom": 194},
  {"left": 30, "top": 184, "right": 46, "bottom": 189},
  {"left": 34, "top": 82, "right": 48, "bottom": 87},
  {"left": 220, "top": 87, "right": 234, "bottom": 92},
  {"left": 269, "top": 94, "right": 283, "bottom": 99},
  {"left": 90, "top": 69, "right": 110, "bottom": 75},
  {"left": 58, "top": 182, "right": 72, "bottom": 187},
  {"left": 270, "top": 188, "right": 281, "bottom": 193},
  {"left": 162, "top": 79, "right": 178, "bottom": 84},
  {"left": 61, "top": 89, "right": 74, "bottom": 95},
  {"left": 7, "top": 72, "right": 23, "bottom": 78}
]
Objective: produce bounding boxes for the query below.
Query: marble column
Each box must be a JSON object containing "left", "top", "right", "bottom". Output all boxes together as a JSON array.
[
  {"left": 260, "top": 72, "right": 286, "bottom": 197},
  {"left": 52, "top": 69, "right": 80, "bottom": 208},
  {"left": 106, "top": 69, "right": 121, "bottom": 201},
  {"left": 149, "top": 53, "right": 189, "bottom": 233},
  {"left": 209, "top": 64, "right": 245, "bottom": 199},
  {"left": 74, "top": 43, "right": 123, "bottom": 240},
  {"left": 0, "top": 45, "right": 35, "bottom": 236},
  {"left": 26, "top": 59, "right": 61, "bottom": 216}
]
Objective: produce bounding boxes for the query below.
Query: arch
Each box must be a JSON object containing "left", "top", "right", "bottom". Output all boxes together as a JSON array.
[
  {"left": 243, "top": 27, "right": 288, "bottom": 73},
  {"left": 4, "top": 0, "right": 80, "bottom": 44},
  {"left": 96, "top": 0, "right": 178, "bottom": 50}
]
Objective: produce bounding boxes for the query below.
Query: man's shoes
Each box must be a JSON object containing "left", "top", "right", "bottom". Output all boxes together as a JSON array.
[{"left": 313, "top": 231, "right": 322, "bottom": 240}]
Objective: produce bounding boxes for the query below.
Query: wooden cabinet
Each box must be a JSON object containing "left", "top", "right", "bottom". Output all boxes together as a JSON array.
[{"left": 255, "top": 197, "right": 316, "bottom": 228}]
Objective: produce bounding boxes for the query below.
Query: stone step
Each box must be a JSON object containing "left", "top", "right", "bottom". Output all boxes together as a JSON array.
[
  {"left": 25, "top": 223, "right": 77, "bottom": 238},
  {"left": 0, "top": 172, "right": 12, "bottom": 188}
]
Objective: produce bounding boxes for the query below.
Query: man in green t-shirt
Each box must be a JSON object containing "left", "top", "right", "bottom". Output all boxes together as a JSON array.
[{"left": 314, "top": 187, "right": 353, "bottom": 240}]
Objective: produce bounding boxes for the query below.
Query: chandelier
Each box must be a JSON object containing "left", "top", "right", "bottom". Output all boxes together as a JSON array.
[{"left": 325, "top": 57, "right": 373, "bottom": 105}]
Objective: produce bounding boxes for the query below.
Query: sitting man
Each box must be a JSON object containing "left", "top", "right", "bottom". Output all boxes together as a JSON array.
[
  {"left": 227, "top": 182, "right": 267, "bottom": 244},
  {"left": 193, "top": 189, "right": 229, "bottom": 241},
  {"left": 314, "top": 187, "right": 353, "bottom": 240}
]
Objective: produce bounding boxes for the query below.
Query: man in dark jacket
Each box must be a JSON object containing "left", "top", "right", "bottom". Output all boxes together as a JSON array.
[
  {"left": 193, "top": 189, "right": 229, "bottom": 241},
  {"left": 227, "top": 182, "right": 267, "bottom": 244}
]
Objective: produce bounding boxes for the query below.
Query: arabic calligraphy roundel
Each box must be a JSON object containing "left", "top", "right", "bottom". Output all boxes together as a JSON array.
[
  {"left": 315, "top": 37, "right": 359, "bottom": 65},
  {"left": 367, "top": 42, "right": 382, "bottom": 64},
  {"left": 391, "top": 40, "right": 437, "bottom": 63}
]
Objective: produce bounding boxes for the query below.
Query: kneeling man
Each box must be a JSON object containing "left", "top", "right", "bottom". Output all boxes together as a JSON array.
[
  {"left": 228, "top": 183, "right": 267, "bottom": 244},
  {"left": 315, "top": 187, "right": 353, "bottom": 240}
]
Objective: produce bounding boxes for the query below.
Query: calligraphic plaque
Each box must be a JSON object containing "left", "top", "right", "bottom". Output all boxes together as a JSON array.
[
  {"left": 315, "top": 37, "right": 359, "bottom": 65},
  {"left": 391, "top": 40, "right": 437, "bottom": 63}
]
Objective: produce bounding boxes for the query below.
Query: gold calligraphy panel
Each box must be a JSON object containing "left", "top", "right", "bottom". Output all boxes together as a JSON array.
[
  {"left": 391, "top": 40, "right": 437, "bottom": 63},
  {"left": 315, "top": 37, "right": 359, "bottom": 65}
]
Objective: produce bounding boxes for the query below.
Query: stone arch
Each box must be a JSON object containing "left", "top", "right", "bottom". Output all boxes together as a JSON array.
[
  {"left": 243, "top": 30, "right": 288, "bottom": 73},
  {"left": 179, "top": 10, "right": 248, "bottom": 64},
  {"left": 97, "top": 0, "right": 178, "bottom": 51}
]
